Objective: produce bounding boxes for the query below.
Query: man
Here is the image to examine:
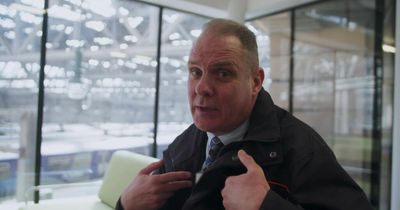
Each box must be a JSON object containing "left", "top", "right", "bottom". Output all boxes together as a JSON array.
[{"left": 116, "top": 18, "right": 373, "bottom": 210}]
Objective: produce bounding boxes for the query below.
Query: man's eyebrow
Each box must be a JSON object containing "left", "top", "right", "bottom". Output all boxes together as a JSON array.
[{"left": 188, "top": 60, "right": 199, "bottom": 66}]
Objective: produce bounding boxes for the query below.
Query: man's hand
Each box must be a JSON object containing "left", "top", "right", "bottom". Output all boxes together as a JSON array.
[
  {"left": 120, "top": 160, "right": 192, "bottom": 210},
  {"left": 221, "top": 150, "right": 270, "bottom": 210}
]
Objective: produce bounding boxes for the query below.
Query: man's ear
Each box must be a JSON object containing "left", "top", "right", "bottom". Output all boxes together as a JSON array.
[{"left": 253, "top": 68, "right": 264, "bottom": 93}]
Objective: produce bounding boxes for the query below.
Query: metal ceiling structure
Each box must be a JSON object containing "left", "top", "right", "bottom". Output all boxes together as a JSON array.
[{"left": 137, "top": 0, "right": 318, "bottom": 20}]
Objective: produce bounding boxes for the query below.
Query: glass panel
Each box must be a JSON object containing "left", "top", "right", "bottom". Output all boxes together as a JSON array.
[
  {"left": 293, "top": 0, "right": 376, "bottom": 201},
  {"left": 157, "top": 9, "right": 209, "bottom": 157},
  {"left": 247, "top": 12, "right": 291, "bottom": 110},
  {"left": 0, "top": 0, "right": 43, "bottom": 205},
  {"left": 41, "top": 0, "right": 159, "bottom": 199}
]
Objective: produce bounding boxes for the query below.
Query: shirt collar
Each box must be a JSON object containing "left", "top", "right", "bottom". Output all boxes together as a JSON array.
[{"left": 207, "top": 119, "right": 249, "bottom": 146}]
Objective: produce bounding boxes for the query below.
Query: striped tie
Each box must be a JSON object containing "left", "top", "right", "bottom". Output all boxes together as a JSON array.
[{"left": 202, "top": 136, "right": 224, "bottom": 170}]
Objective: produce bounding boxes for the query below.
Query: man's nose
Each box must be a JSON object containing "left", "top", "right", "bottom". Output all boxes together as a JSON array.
[{"left": 195, "top": 75, "right": 213, "bottom": 96}]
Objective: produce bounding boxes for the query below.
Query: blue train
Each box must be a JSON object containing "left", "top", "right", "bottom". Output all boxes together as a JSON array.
[{"left": 0, "top": 145, "right": 151, "bottom": 200}]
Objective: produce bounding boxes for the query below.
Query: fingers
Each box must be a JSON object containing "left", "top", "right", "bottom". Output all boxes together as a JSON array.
[
  {"left": 140, "top": 160, "right": 164, "bottom": 175},
  {"left": 153, "top": 171, "right": 193, "bottom": 192},
  {"left": 155, "top": 171, "right": 192, "bottom": 183},
  {"left": 221, "top": 150, "right": 270, "bottom": 210},
  {"left": 237, "top": 150, "right": 259, "bottom": 172},
  {"left": 155, "top": 192, "right": 174, "bottom": 200},
  {"left": 163, "top": 180, "right": 193, "bottom": 192}
]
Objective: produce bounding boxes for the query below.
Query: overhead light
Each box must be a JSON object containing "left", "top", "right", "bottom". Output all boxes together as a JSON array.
[
  {"left": 172, "top": 40, "right": 192, "bottom": 46},
  {"left": 119, "top": 43, "right": 128, "bottom": 49},
  {"left": 85, "top": 21, "right": 106, "bottom": 32},
  {"left": 48, "top": 5, "right": 82, "bottom": 21},
  {"left": 169, "top": 32, "right": 181, "bottom": 40},
  {"left": 66, "top": 39, "right": 85, "bottom": 48},
  {"left": 163, "top": 14, "right": 179, "bottom": 23},
  {"left": 169, "top": 59, "right": 181, "bottom": 68},
  {"left": 127, "top": 17, "right": 143, "bottom": 28},
  {"left": 190, "top": 29, "right": 201, "bottom": 37},
  {"left": 64, "top": 26, "right": 74, "bottom": 35},
  {"left": 90, "top": 45, "right": 99, "bottom": 51},
  {"left": 118, "top": 7, "right": 129, "bottom": 16},
  {"left": 4, "top": 31, "right": 16, "bottom": 39},
  {"left": 0, "top": 4, "right": 15, "bottom": 16},
  {"left": 93, "top": 37, "right": 114, "bottom": 45},
  {"left": 124, "top": 35, "right": 138, "bottom": 43},
  {"left": 132, "top": 56, "right": 151, "bottom": 66},
  {"left": 382, "top": 44, "right": 396, "bottom": 53},
  {"left": 88, "top": 59, "right": 99, "bottom": 66},
  {"left": 0, "top": 18, "right": 16, "bottom": 29}
]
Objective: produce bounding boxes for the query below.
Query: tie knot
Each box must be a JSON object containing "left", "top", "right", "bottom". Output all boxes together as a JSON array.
[
  {"left": 202, "top": 136, "right": 224, "bottom": 171},
  {"left": 210, "top": 136, "right": 222, "bottom": 148},
  {"left": 209, "top": 137, "right": 223, "bottom": 157}
]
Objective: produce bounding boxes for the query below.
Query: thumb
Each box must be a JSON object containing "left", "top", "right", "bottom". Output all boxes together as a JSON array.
[
  {"left": 139, "top": 159, "right": 164, "bottom": 175},
  {"left": 238, "top": 150, "right": 259, "bottom": 172}
]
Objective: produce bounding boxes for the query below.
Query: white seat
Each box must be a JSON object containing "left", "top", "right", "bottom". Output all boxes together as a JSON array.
[{"left": 19, "top": 151, "right": 159, "bottom": 210}]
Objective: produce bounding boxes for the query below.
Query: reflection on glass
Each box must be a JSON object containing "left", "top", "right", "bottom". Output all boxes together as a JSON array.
[
  {"left": 157, "top": 9, "right": 209, "bottom": 156},
  {"left": 293, "top": 0, "right": 375, "bottom": 200},
  {"left": 247, "top": 12, "right": 291, "bottom": 110},
  {"left": 0, "top": 0, "right": 43, "bottom": 203},
  {"left": 40, "top": 0, "right": 159, "bottom": 200}
]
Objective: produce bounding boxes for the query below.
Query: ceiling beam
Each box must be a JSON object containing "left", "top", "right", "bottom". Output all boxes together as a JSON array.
[{"left": 0, "top": 44, "right": 191, "bottom": 62}]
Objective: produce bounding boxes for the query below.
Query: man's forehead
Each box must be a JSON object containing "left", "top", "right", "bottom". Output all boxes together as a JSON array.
[
  {"left": 188, "top": 48, "right": 240, "bottom": 65},
  {"left": 196, "top": 33, "right": 240, "bottom": 47},
  {"left": 189, "top": 35, "right": 242, "bottom": 58}
]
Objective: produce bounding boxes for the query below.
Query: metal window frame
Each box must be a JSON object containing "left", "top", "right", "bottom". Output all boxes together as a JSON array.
[
  {"left": 34, "top": 0, "right": 49, "bottom": 203},
  {"left": 289, "top": 10, "right": 295, "bottom": 113},
  {"left": 152, "top": 7, "right": 163, "bottom": 157},
  {"left": 371, "top": 0, "right": 385, "bottom": 207},
  {"left": 390, "top": 1, "right": 400, "bottom": 209}
]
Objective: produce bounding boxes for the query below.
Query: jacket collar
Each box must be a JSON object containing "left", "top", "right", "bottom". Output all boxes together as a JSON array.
[
  {"left": 167, "top": 88, "right": 281, "bottom": 168},
  {"left": 244, "top": 88, "right": 281, "bottom": 142}
]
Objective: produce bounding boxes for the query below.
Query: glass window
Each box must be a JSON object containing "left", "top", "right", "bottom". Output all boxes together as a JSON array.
[
  {"left": 247, "top": 12, "right": 291, "bottom": 110},
  {"left": 0, "top": 0, "right": 43, "bottom": 204},
  {"left": 40, "top": 0, "right": 159, "bottom": 200},
  {"left": 157, "top": 9, "right": 209, "bottom": 156},
  {"left": 293, "top": 0, "right": 376, "bottom": 201}
]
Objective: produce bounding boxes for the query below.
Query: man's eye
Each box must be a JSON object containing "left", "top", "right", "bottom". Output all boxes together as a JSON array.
[
  {"left": 189, "top": 68, "right": 201, "bottom": 78},
  {"left": 217, "top": 70, "right": 231, "bottom": 78}
]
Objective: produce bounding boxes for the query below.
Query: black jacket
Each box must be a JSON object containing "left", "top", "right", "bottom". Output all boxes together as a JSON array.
[{"left": 117, "top": 89, "right": 373, "bottom": 210}]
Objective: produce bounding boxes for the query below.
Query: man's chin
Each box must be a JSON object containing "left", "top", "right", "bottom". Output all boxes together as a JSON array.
[
  {"left": 194, "top": 121, "right": 232, "bottom": 135},
  {"left": 194, "top": 121, "right": 220, "bottom": 133}
]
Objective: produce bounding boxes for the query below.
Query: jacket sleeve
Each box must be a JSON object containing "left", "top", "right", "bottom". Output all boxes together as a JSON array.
[{"left": 260, "top": 144, "right": 373, "bottom": 210}]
